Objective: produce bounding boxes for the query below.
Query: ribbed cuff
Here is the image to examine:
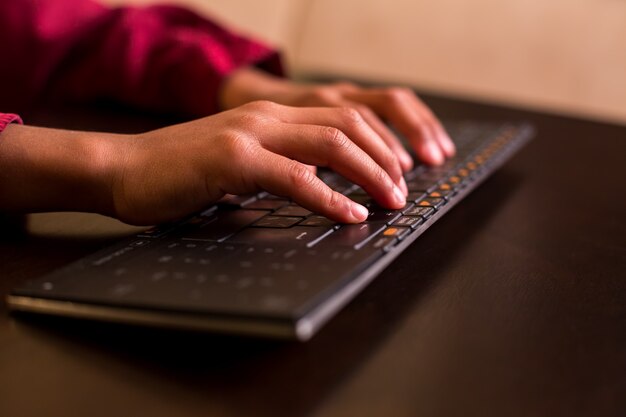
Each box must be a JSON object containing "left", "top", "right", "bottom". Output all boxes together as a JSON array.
[{"left": 0, "top": 113, "right": 23, "bottom": 134}]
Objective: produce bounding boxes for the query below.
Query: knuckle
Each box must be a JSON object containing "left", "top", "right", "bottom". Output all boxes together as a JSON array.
[
  {"left": 321, "top": 126, "right": 349, "bottom": 150},
  {"left": 387, "top": 87, "right": 412, "bottom": 104},
  {"left": 383, "top": 151, "right": 402, "bottom": 177},
  {"left": 220, "top": 130, "right": 255, "bottom": 163},
  {"left": 238, "top": 111, "right": 266, "bottom": 128},
  {"left": 287, "top": 162, "right": 317, "bottom": 189},
  {"left": 373, "top": 165, "right": 392, "bottom": 188},
  {"left": 325, "top": 190, "right": 344, "bottom": 211},
  {"left": 311, "top": 87, "right": 335, "bottom": 103},
  {"left": 338, "top": 106, "right": 363, "bottom": 126}
]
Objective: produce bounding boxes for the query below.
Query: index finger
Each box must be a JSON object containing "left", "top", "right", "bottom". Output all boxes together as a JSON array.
[{"left": 248, "top": 149, "right": 370, "bottom": 223}]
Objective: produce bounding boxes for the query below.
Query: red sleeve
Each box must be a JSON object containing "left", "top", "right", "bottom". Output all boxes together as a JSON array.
[
  {"left": 0, "top": 0, "right": 283, "bottom": 116},
  {"left": 0, "top": 114, "right": 23, "bottom": 134}
]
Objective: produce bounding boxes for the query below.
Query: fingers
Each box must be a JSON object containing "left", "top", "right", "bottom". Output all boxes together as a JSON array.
[
  {"left": 248, "top": 149, "right": 370, "bottom": 223},
  {"left": 259, "top": 122, "right": 407, "bottom": 210},
  {"left": 284, "top": 87, "right": 414, "bottom": 172},
  {"left": 344, "top": 102, "right": 414, "bottom": 172},
  {"left": 346, "top": 88, "right": 455, "bottom": 165},
  {"left": 405, "top": 92, "right": 456, "bottom": 157},
  {"left": 271, "top": 105, "right": 406, "bottom": 190}
]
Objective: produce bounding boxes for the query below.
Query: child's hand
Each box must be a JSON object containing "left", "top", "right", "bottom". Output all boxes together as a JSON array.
[
  {"left": 112, "top": 101, "right": 408, "bottom": 225},
  {"left": 1, "top": 70, "right": 455, "bottom": 227}
]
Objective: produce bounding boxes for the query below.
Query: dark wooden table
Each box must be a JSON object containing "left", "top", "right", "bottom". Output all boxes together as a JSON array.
[{"left": 1, "top": 93, "right": 625, "bottom": 417}]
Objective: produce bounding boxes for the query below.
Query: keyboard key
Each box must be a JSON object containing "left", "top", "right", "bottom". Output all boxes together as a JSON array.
[
  {"left": 347, "top": 186, "right": 367, "bottom": 196},
  {"left": 403, "top": 206, "right": 435, "bottom": 218},
  {"left": 448, "top": 176, "right": 462, "bottom": 184},
  {"left": 405, "top": 179, "right": 437, "bottom": 192},
  {"left": 180, "top": 210, "right": 270, "bottom": 242},
  {"left": 263, "top": 194, "right": 290, "bottom": 201},
  {"left": 466, "top": 161, "right": 478, "bottom": 171},
  {"left": 348, "top": 194, "right": 375, "bottom": 208},
  {"left": 299, "top": 215, "right": 337, "bottom": 227},
  {"left": 318, "top": 170, "right": 357, "bottom": 194},
  {"left": 218, "top": 194, "right": 258, "bottom": 208},
  {"left": 418, "top": 170, "right": 446, "bottom": 182},
  {"left": 393, "top": 216, "right": 424, "bottom": 229},
  {"left": 428, "top": 190, "right": 454, "bottom": 199},
  {"left": 245, "top": 199, "right": 289, "bottom": 210},
  {"left": 317, "top": 223, "right": 386, "bottom": 250},
  {"left": 137, "top": 224, "right": 175, "bottom": 238},
  {"left": 401, "top": 171, "right": 417, "bottom": 183},
  {"left": 169, "top": 214, "right": 217, "bottom": 237},
  {"left": 417, "top": 197, "right": 446, "bottom": 209},
  {"left": 229, "top": 226, "right": 334, "bottom": 246},
  {"left": 407, "top": 191, "right": 427, "bottom": 203},
  {"left": 274, "top": 205, "right": 312, "bottom": 217},
  {"left": 253, "top": 216, "right": 302, "bottom": 228},
  {"left": 366, "top": 208, "right": 402, "bottom": 224},
  {"left": 370, "top": 235, "right": 397, "bottom": 251},
  {"left": 383, "top": 226, "right": 411, "bottom": 240}
]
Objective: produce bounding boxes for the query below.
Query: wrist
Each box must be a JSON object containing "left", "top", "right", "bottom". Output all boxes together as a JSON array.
[
  {"left": 0, "top": 124, "right": 127, "bottom": 216},
  {"left": 77, "top": 131, "right": 129, "bottom": 218}
]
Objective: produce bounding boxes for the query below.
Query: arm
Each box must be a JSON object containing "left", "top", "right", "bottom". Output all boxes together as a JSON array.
[
  {"left": 0, "top": 0, "right": 281, "bottom": 115},
  {"left": 0, "top": 103, "right": 409, "bottom": 225},
  {"left": 0, "top": 123, "right": 118, "bottom": 216}
]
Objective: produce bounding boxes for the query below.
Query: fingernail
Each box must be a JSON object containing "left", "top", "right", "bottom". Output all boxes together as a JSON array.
[
  {"left": 399, "top": 177, "right": 408, "bottom": 196},
  {"left": 351, "top": 203, "right": 369, "bottom": 221},
  {"left": 393, "top": 185, "right": 406, "bottom": 206}
]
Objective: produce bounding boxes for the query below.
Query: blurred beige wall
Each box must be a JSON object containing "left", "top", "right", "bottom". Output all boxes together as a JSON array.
[{"left": 104, "top": 0, "right": 626, "bottom": 124}]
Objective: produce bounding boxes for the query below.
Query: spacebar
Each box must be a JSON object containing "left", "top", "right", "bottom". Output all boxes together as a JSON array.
[
  {"left": 228, "top": 226, "right": 334, "bottom": 246},
  {"left": 314, "top": 222, "right": 386, "bottom": 250}
]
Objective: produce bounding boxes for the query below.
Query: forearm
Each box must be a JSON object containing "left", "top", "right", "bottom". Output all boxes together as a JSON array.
[{"left": 0, "top": 124, "right": 120, "bottom": 216}]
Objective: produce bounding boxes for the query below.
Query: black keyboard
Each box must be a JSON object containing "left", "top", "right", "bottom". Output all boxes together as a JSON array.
[{"left": 7, "top": 121, "right": 534, "bottom": 340}]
